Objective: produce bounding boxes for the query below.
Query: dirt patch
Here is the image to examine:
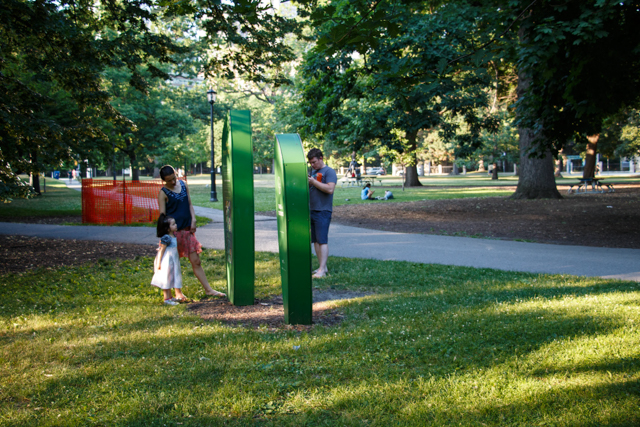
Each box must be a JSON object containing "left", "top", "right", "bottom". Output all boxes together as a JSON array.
[
  {"left": 327, "top": 185, "right": 640, "bottom": 249},
  {"left": 0, "top": 235, "right": 156, "bottom": 274},
  {"left": 188, "top": 290, "right": 373, "bottom": 330}
]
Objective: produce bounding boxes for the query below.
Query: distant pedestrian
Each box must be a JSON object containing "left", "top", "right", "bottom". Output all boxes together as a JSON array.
[{"left": 151, "top": 214, "right": 188, "bottom": 305}]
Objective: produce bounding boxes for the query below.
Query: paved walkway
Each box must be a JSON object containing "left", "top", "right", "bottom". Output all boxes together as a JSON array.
[
  {"left": 2, "top": 204, "right": 639, "bottom": 281},
  {"left": 8, "top": 178, "right": 635, "bottom": 282}
]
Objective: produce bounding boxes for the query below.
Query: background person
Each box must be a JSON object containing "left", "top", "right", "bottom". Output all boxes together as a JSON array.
[
  {"left": 157, "top": 165, "right": 226, "bottom": 298},
  {"left": 307, "top": 148, "right": 337, "bottom": 278},
  {"left": 361, "top": 183, "right": 375, "bottom": 200}
]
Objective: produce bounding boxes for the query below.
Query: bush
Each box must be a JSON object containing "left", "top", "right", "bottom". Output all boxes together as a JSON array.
[{"left": 0, "top": 164, "right": 35, "bottom": 203}]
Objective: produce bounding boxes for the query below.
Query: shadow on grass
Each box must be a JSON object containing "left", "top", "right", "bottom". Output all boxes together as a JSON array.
[{"left": 2, "top": 253, "right": 640, "bottom": 425}]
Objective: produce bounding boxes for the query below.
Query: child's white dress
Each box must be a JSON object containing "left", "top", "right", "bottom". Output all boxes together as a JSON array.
[{"left": 151, "top": 235, "right": 183, "bottom": 290}]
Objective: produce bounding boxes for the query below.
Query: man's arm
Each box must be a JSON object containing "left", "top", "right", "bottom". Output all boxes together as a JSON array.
[{"left": 308, "top": 178, "right": 336, "bottom": 194}]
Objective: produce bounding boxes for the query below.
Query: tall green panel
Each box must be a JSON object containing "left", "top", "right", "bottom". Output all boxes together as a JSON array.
[
  {"left": 274, "top": 134, "right": 312, "bottom": 325},
  {"left": 222, "top": 110, "right": 254, "bottom": 306}
]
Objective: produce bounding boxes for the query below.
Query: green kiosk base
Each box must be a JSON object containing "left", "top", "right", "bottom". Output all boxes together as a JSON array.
[
  {"left": 222, "top": 110, "right": 255, "bottom": 306},
  {"left": 274, "top": 134, "right": 313, "bottom": 325}
]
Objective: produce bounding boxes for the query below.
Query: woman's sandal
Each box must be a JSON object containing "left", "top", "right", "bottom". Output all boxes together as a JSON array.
[{"left": 174, "top": 297, "right": 191, "bottom": 304}]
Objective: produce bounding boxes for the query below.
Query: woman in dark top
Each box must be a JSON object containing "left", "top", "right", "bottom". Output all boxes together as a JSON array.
[{"left": 157, "top": 165, "right": 226, "bottom": 299}]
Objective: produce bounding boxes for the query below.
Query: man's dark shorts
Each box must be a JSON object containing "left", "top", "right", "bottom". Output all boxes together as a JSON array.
[{"left": 310, "top": 210, "right": 332, "bottom": 244}]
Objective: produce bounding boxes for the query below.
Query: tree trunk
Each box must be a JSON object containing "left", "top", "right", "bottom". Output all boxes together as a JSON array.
[
  {"left": 129, "top": 151, "right": 139, "bottom": 180},
  {"left": 511, "top": 35, "right": 562, "bottom": 199},
  {"left": 555, "top": 156, "right": 564, "bottom": 178},
  {"left": 511, "top": 126, "right": 562, "bottom": 199},
  {"left": 451, "top": 162, "right": 459, "bottom": 175},
  {"left": 403, "top": 131, "right": 423, "bottom": 186},
  {"left": 583, "top": 134, "right": 599, "bottom": 178},
  {"left": 491, "top": 162, "right": 499, "bottom": 180},
  {"left": 80, "top": 161, "right": 87, "bottom": 179},
  {"left": 29, "top": 151, "right": 41, "bottom": 194},
  {"left": 30, "top": 173, "right": 41, "bottom": 194}
]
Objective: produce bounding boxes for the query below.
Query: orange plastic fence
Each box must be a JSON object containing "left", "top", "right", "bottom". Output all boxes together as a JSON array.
[{"left": 81, "top": 178, "right": 186, "bottom": 225}]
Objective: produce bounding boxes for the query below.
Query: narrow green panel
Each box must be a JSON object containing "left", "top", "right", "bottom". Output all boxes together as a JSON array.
[
  {"left": 275, "top": 134, "right": 312, "bottom": 325},
  {"left": 222, "top": 110, "right": 255, "bottom": 306}
]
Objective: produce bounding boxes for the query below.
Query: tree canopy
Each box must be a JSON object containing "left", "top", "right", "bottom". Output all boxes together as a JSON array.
[
  {"left": 1, "top": 0, "right": 301, "bottom": 197},
  {"left": 296, "top": 0, "right": 640, "bottom": 194}
]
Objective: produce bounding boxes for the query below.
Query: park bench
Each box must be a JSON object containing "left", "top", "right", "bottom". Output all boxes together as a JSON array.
[
  {"left": 340, "top": 176, "right": 382, "bottom": 188},
  {"left": 340, "top": 177, "right": 362, "bottom": 187},
  {"left": 567, "top": 178, "right": 615, "bottom": 194},
  {"left": 362, "top": 176, "right": 383, "bottom": 186}
]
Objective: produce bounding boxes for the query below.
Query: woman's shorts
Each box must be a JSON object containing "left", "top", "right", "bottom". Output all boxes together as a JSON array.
[
  {"left": 310, "top": 210, "right": 332, "bottom": 244},
  {"left": 175, "top": 229, "right": 203, "bottom": 258}
]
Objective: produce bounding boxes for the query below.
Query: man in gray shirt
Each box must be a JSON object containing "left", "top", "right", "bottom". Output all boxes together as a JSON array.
[{"left": 307, "top": 148, "right": 337, "bottom": 278}]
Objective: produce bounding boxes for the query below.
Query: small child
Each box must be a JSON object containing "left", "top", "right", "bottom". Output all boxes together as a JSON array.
[{"left": 151, "top": 214, "right": 188, "bottom": 305}]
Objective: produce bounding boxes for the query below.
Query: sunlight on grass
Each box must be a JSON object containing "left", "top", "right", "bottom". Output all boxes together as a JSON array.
[
  {"left": 186, "top": 174, "right": 516, "bottom": 212},
  {"left": 1, "top": 252, "right": 639, "bottom": 425},
  {"left": 5, "top": 174, "right": 638, "bottom": 216},
  {"left": 0, "top": 179, "right": 81, "bottom": 217}
]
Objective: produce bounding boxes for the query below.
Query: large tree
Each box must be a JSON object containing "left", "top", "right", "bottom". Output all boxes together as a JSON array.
[
  {"left": 512, "top": 0, "right": 640, "bottom": 197},
  {"left": 298, "top": 1, "right": 499, "bottom": 186},
  {"left": 298, "top": 0, "right": 640, "bottom": 196},
  {"left": 0, "top": 0, "right": 183, "bottom": 193},
  {"left": 1, "top": 0, "right": 300, "bottom": 194}
]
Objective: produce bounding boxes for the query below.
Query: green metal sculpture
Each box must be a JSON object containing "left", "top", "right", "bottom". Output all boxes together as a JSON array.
[
  {"left": 222, "top": 110, "right": 255, "bottom": 306},
  {"left": 274, "top": 134, "right": 313, "bottom": 325}
]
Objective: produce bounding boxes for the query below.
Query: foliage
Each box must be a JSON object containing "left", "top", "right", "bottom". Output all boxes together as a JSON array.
[
  {"left": 512, "top": 0, "right": 640, "bottom": 153},
  {"left": 297, "top": 0, "right": 503, "bottom": 187},
  {"left": 0, "top": 167, "right": 34, "bottom": 203},
  {"left": 104, "top": 68, "right": 202, "bottom": 177},
  {"left": 1, "top": 0, "right": 302, "bottom": 194},
  {"left": 1, "top": 251, "right": 640, "bottom": 425},
  {"left": 299, "top": 1, "right": 502, "bottom": 144},
  {"left": 476, "top": 114, "right": 519, "bottom": 167},
  {"left": 0, "top": 0, "right": 183, "bottom": 176},
  {"left": 597, "top": 109, "right": 640, "bottom": 160}
]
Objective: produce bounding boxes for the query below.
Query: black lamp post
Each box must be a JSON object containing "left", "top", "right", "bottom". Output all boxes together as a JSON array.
[{"left": 207, "top": 88, "right": 218, "bottom": 202}]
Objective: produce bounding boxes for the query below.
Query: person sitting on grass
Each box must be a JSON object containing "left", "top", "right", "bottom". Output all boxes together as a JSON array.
[{"left": 361, "top": 183, "right": 375, "bottom": 200}]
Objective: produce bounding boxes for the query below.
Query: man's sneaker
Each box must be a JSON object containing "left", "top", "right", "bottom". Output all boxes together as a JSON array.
[{"left": 164, "top": 299, "right": 179, "bottom": 306}]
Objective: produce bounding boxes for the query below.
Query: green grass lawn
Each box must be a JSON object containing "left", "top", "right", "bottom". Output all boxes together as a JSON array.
[
  {"left": 0, "top": 178, "right": 210, "bottom": 227},
  {"left": 5, "top": 174, "right": 639, "bottom": 218},
  {"left": 186, "top": 174, "right": 519, "bottom": 211},
  {"left": 0, "top": 178, "right": 81, "bottom": 218},
  {"left": 1, "top": 252, "right": 639, "bottom": 426}
]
